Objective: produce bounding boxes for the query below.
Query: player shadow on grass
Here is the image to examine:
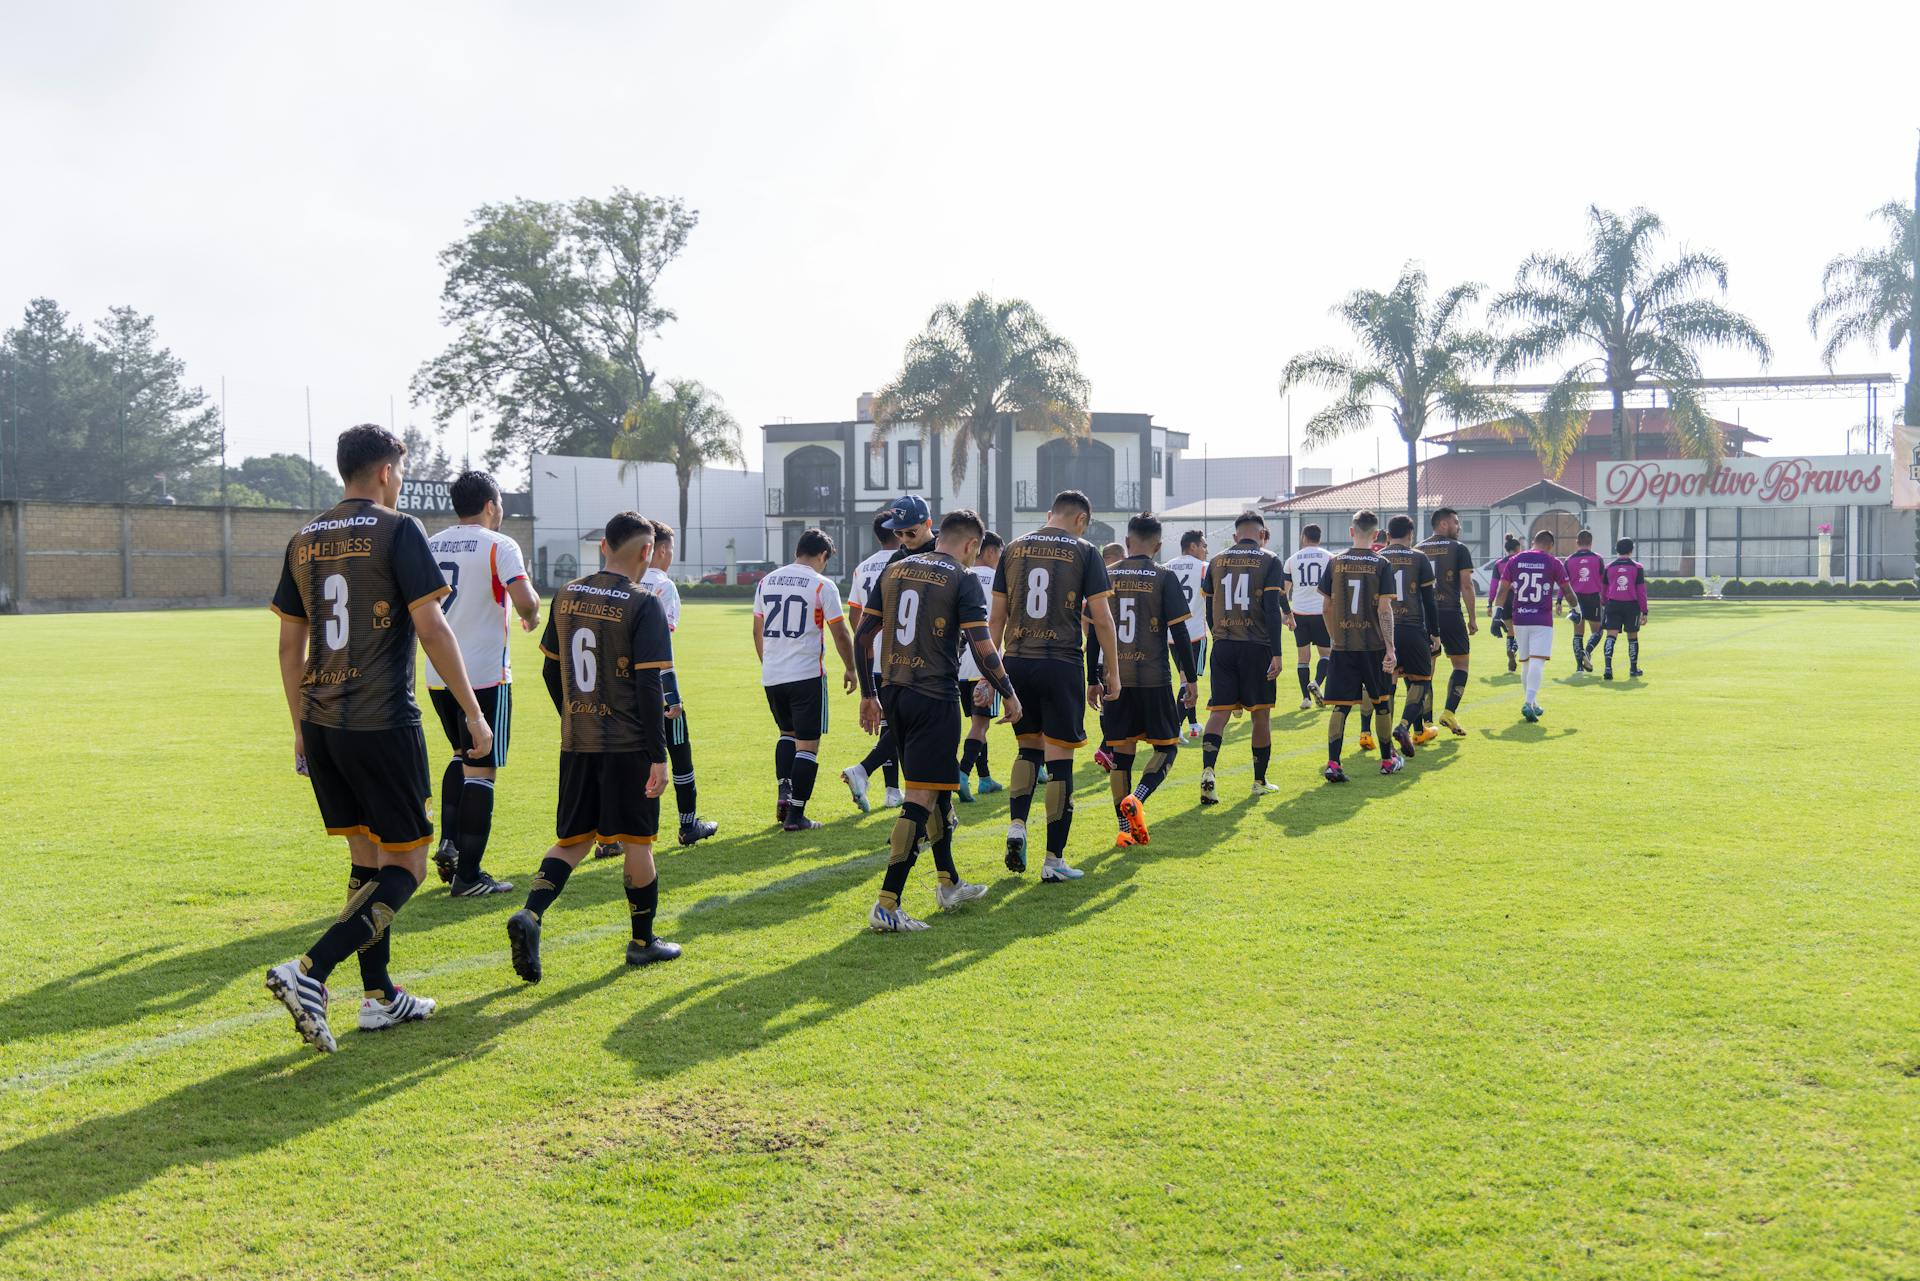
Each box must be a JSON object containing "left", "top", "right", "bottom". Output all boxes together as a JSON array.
[
  {"left": 0, "top": 970, "right": 620, "bottom": 1250},
  {"left": 1262, "top": 741, "right": 1464, "bottom": 840},
  {"left": 1478, "top": 723, "right": 1581, "bottom": 743}
]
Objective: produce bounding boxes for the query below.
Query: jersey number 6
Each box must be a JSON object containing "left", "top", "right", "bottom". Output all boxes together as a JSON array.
[{"left": 571, "top": 628, "right": 598, "bottom": 692}]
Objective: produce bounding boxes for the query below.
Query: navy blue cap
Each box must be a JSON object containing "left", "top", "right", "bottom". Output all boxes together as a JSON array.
[{"left": 878, "top": 494, "right": 931, "bottom": 530}]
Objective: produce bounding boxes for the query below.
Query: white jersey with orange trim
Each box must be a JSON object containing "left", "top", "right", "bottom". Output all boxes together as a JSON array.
[
  {"left": 849, "top": 547, "right": 893, "bottom": 674},
  {"left": 640, "top": 566, "right": 682, "bottom": 641},
  {"left": 1163, "top": 553, "right": 1209, "bottom": 640},
  {"left": 423, "top": 524, "right": 529, "bottom": 689},
  {"left": 956, "top": 562, "right": 998, "bottom": 680},
  {"left": 755, "top": 563, "right": 845, "bottom": 686}
]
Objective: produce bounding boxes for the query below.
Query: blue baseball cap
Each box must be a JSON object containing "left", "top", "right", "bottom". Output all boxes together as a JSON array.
[{"left": 878, "top": 494, "right": 931, "bottom": 530}]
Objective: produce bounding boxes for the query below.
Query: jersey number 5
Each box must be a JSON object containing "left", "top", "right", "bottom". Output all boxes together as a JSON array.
[{"left": 1116, "top": 595, "right": 1137, "bottom": 643}]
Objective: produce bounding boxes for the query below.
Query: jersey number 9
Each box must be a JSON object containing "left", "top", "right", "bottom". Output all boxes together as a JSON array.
[{"left": 895, "top": 588, "right": 921, "bottom": 645}]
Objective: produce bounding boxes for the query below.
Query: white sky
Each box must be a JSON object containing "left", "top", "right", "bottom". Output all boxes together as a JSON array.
[{"left": 3, "top": 0, "right": 1915, "bottom": 488}]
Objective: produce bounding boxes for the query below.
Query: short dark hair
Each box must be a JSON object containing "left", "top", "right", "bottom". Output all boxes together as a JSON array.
[
  {"left": 1127, "top": 512, "right": 1162, "bottom": 542},
  {"left": 939, "top": 507, "right": 984, "bottom": 541},
  {"left": 337, "top": 423, "right": 405, "bottom": 483},
  {"left": 1616, "top": 537, "right": 1635, "bottom": 555},
  {"left": 1180, "top": 529, "right": 1206, "bottom": 552},
  {"left": 1575, "top": 528, "right": 1593, "bottom": 546},
  {"left": 980, "top": 531, "right": 1004, "bottom": 553},
  {"left": 1301, "top": 523, "right": 1322, "bottom": 544},
  {"left": 1504, "top": 534, "right": 1523, "bottom": 553},
  {"left": 871, "top": 511, "right": 899, "bottom": 548},
  {"left": 1534, "top": 529, "right": 1556, "bottom": 546},
  {"left": 1352, "top": 510, "right": 1380, "bottom": 534},
  {"left": 1050, "top": 489, "right": 1092, "bottom": 517},
  {"left": 604, "top": 511, "right": 654, "bottom": 552},
  {"left": 651, "top": 519, "right": 675, "bottom": 547},
  {"left": 1235, "top": 510, "right": 1266, "bottom": 531},
  {"left": 1387, "top": 514, "right": 1415, "bottom": 539},
  {"left": 1431, "top": 506, "right": 1458, "bottom": 528},
  {"left": 449, "top": 469, "right": 498, "bottom": 519},
  {"left": 795, "top": 527, "right": 834, "bottom": 559}
]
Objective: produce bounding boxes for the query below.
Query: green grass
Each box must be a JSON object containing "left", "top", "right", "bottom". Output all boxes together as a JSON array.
[{"left": 1, "top": 601, "right": 1917, "bottom": 1279}]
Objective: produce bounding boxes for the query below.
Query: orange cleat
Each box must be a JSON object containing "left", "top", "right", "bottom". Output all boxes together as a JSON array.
[{"left": 1118, "top": 794, "right": 1150, "bottom": 846}]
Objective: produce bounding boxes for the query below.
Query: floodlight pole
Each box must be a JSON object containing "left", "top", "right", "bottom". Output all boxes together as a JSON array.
[{"left": 1908, "top": 133, "right": 1919, "bottom": 427}]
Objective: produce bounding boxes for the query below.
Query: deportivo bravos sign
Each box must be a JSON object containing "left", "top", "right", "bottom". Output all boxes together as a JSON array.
[{"left": 1599, "top": 455, "right": 1893, "bottom": 509}]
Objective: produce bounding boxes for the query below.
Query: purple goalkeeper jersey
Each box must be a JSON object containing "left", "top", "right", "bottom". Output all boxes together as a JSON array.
[
  {"left": 1502, "top": 550, "right": 1570, "bottom": 626},
  {"left": 1563, "top": 548, "right": 1605, "bottom": 594},
  {"left": 1603, "top": 557, "right": 1649, "bottom": 612}
]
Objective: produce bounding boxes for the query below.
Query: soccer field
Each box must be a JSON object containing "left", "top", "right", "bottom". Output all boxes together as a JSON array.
[{"left": 1, "top": 600, "right": 1916, "bottom": 1279}]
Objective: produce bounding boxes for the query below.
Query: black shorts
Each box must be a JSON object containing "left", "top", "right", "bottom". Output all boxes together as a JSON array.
[
  {"left": 1324, "top": 649, "right": 1393, "bottom": 707},
  {"left": 1293, "top": 614, "right": 1331, "bottom": 649},
  {"left": 958, "top": 677, "right": 1001, "bottom": 720},
  {"left": 880, "top": 686, "right": 961, "bottom": 791},
  {"left": 1576, "top": 592, "right": 1603, "bottom": 622},
  {"left": 1436, "top": 609, "right": 1471, "bottom": 658},
  {"left": 429, "top": 683, "right": 512, "bottom": 768},
  {"left": 302, "top": 721, "right": 432, "bottom": 853},
  {"left": 1393, "top": 624, "right": 1433, "bottom": 681},
  {"left": 1006, "top": 655, "right": 1087, "bottom": 748},
  {"left": 765, "top": 676, "right": 828, "bottom": 740},
  {"left": 1603, "top": 601, "right": 1642, "bottom": 634},
  {"left": 1208, "top": 639, "right": 1277, "bottom": 712},
  {"left": 556, "top": 751, "right": 660, "bottom": 847},
  {"left": 1100, "top": 685, "right": 1183, "bottom": 747}
]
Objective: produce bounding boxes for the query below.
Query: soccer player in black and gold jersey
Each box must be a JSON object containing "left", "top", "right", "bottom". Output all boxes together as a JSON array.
[
  {"left": 1415, "top": 506, "right": 1478, "bottom": 736},
  {"left": 991, "top": 490, "right": 1116, "bottom": 880},
  {"left": 264, "top": 424, "right": 493, "bottom": 1053},
  {"left": 1087, "top": 513, "right": 1198, "bottom": 848},
  {"left": 1380, "top": 515, "right": 1441, "bottom": 757},
  {"left": 1197, "top": 511, "right": 1292, "bottom": 803},
  {"left": 504, "top": 512, "right": 681, "bottom": 982},
  {"left": 856, "top": 509, "right": 1022, "bottom": 932},
  {"left": 1321, "top": 511, "right": 1401, "bottom": 782}
]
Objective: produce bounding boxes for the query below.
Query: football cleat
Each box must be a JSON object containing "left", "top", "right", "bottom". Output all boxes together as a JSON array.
[
  {"left": 955, "top": 775, "right": 975, "bottom": 803},
  {"left": 1380, "top": 754, "right": 1406, "bottom": 775},
  {"left": 1392, "top": 725, "right": 1416, "bottom": 758},
  {"left": 783, "top": 816, "right": 825, "bottom": 832},
  {"left": 840, "top": 764, "right": 872, "bottom": 813},
  {"left": 1180, "top": 722, "right": 1202, "bottom": 744},
  {"left": 1093, "top": 747, "right": 1115, "bottom": 772},
  {"left": 1199, "top": 767, "right": 1219, "bottom": 806},
  {"left": 1118, "top": 795, "right": 1149, "bottom": 845},
  {"left": 1507, "top": 653, "right": 1518, "bottom": 673},
  {"left": 974, "top": 776, "right": 1005, "bottom": 795},
  {"left": 1321, "top": 760, "right": 1348, "bottom": 783},
  {"left": 678, "top": 818, "right": 719, "bottom": 846},
  {"left": 1603, "top": 668, "right": 1614, "bottom": 681},
  {"left": 432, "top": 839, "right": 459, "bottom": 885},
  {"left": 1298, "top": 696, "right": 1313, "bottom": 711},
  {"left": 1439, "top": 711, "right": 1466, "bottom": 737},
  {"left": 1630, "top": 667, "right": 1645, "bottom": 678},
  {"left": 1004, "top": 822, "right": 1028, "bottom": 873},
  {"left": 1308, "top": 681, "right": 1325, "bottom": 708},
  {"left": 1358, "top": 732, "right": 1377, "bottom": 752},
  {"left": 1250, "top": 780, "right": 1278, "bottom": 796},
  {"left": 870, "top": 902, "right": 930, "bottom": 933},
  {"left": 1521, "top": 703, "right": 1541, "bottom": 722},
  {"left": 1040, "top": 855, "right": 1084, "bottom": 882},
  {"left": 357, "top": 987, "right": 435, "bottom": 1031},
  {"left": 935, "top": 879, "right": 989, "bottom": 911},
  {"left": 1412, "top": 727, "right": 1439, "bottom": 746},
  {"left": 506, "top": 908, "right": 543, "bottom": 984},
  {"left": 450, "top": 871, "right": 514, "bottom": 897},
  {"left": 592, "top": 841, "right": 623, "bottom": 861},
  {"left": 626, "top": 937, "right": 682, "bottom": 966},
  {"left": 776, "top": 779, "right": 793, "bottom": 824},
  {"left": 884, "top": 787, "right": 906, "bottom": 809},
  {"left": 1115, "top": 830, "right": 1139, "bottom": 848},
  {"left": 265, "top": 959, "right": 335, "bottom": 1053}
]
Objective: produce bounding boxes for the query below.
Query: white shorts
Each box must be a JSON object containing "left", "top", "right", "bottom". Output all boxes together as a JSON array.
[{"left": 1514, "top": 624, "right": 1554, "bottom": 662}]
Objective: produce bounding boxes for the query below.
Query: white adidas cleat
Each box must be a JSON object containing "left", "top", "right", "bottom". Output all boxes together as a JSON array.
[
  {"left": 1251, "top": 780, "right": 1279, "bottom": 796},
  {"left": 935, "top": 880, "right": 989, "bottom": 911},
  {"left": 883, "top": 787, "right": 906, "bottom": 809},
  {"left": 869, "top": 902, "right": 931, "bottom": 933},
  {"left": 840, "top": 764, "right": 871, "bottom": 813},
  {"left": 265, "top": 958, "right": 336, "bottom": 1053},
  {"left": 358, "top": 987, "right": 437, "bottom": 1031},
  {"left": 1040, "top": 855, "right": 1084, "bottom": 882}
]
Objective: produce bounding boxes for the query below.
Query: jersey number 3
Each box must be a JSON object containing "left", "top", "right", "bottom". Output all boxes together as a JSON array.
[{"left": 323, "top": 573, "right": 349, "bottom": 651}]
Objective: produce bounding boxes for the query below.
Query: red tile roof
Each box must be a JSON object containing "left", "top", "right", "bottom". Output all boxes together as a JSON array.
[
  {"left": 1429, "top": 407, "right": 1767, "bottom": 446},
  {"left": 1265, "top": 453, "right": 1598, "bottom": 513}
]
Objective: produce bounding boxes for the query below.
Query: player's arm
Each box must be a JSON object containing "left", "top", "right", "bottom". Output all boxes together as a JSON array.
[
  {"left": 1419, "top": 568, "right": 1439, "bottom": 636},
  {"left": 1636, "top": 565, "right": 1649, "bottom": 621},
  {"left": 1375, "top": 592, "right": 1398, "bottom": 670},
  {"left": 630, "top": 606, "right": 671, "bottom": 796},
  {"left": 751, "top": 605, "right": 766, "bottom": 663},
  {"left": 1170, "top": 617, "right": 1197, "bottom": 687},
  {"left": 1086, "top": 593, "right": 1118, "bottom": 699},
  {"left": 1459, "top": 564, "right": 1478, "bottom": 628},
  {"left": 963, "top": 626, "right": 1023, "bottom": 725},
  {"left": 507, "top": 577, "right": 541, "bottom": 631},
  {"left": 828, "top": 615, "right": 857, "bottom": 693},
  {"left": 539, "top": 613, "right": 563, "bottom": 712},
  {"left": 276, "top": 612, "right": 308, "bottom": 759},
  {"left": 854, "top": 612, "right": 882, "bottom": 697},
  {"left": 494, "top": 540, "right": 540, "bottom": 631}
]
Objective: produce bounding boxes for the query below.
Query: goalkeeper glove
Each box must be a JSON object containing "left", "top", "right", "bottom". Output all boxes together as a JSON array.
[
  {"left": 1566, "top": 605, "right": 1583, "bottom": 624},
  {"left": 1490, "top": 606, "right": 1508, "bottom": 638}
]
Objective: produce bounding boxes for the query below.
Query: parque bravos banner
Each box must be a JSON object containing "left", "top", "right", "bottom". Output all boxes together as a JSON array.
[
  {"left": 1895, "top": 426, "right": 1920, "bottom": 510},
  {"left": 1599, "top": 455, "right": 1894, "bottom": 510}
]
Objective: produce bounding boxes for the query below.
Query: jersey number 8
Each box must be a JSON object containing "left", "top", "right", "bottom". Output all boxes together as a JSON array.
[{"left": 1023, "top": 567, "right": 1049, "bottom": 619}]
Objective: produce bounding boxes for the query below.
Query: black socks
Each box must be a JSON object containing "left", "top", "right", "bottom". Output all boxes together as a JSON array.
[
  {"left": 1446, "top": 669, "right": 1467, "bottom": 712},
  {"left": 524, "top": 856, "right": 574, "bottom": 920},
  {"left": 1201, "top": 733, "right": 1222, "bottom": 771},
  {"left": 305, "top": 864, "right": 417, "bottom": 986},
  {"left": 456, "top": 777, "right": 494, "bottom": 879},
  {"left": 625, "top": 872, "right": 659, "bottom": 943}
]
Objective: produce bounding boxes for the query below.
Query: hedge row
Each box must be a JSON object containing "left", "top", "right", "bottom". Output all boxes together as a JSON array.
[
  {"left": 1719, "top": 578, "right": 1919, "bottom": 598},
  {"left": 1646, "top": 578, "right": 1707, "bottom": 598}
]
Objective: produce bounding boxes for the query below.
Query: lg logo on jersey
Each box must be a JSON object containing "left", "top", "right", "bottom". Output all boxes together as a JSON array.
[{"left": 372, "top": 600, "right": 394, "bottom": 629}]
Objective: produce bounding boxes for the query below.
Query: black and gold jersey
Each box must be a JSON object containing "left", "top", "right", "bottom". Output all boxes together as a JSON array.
[
  {"left": 1415, "top": 536, "right": 1474, "bottom": 611},
  {"left": 878, "top": 550, "right": 989, "bottom": 700},
  {"left": 992, "top": 530, "right": 1111, "bottom": 663},
  {"left": 1325, "top": 548, "right": 1396, "bottom": 652},
  {"left": 539, "top": 570, "right": 672, "bottom": 754},
  {"left": 271, "top": 498, "right": 448, "bottom": 730},
  {"left": 1380, "top": 545, "right": 1437, "bottom": 630},
  {"left": 1201, "top": 539, "right": 1286, "bottom": 646},
  {"left": 1106, "top": 555, "right": 1191, "bottom": 687}
]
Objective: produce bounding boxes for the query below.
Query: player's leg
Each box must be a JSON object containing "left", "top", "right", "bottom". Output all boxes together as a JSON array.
[
  {"left": 668, "top": 703, "right": 715, "bottom": 846},
  {"left": 1037, "top": 660, "right": 1087, "bottom": 881},
  {"left": 1183, "top": 638, "right": 1208, "bottom": 738},
  {"left": 1315, "top": 645, "right": 1330, "bottom": 695},
  {"left": 428, "top": 687, "right": 466, "bottom": 883},
  {"left": 1040, "top": 749, "right": 1081, "bottom": 881},
  {"left": 1320, "top": 654, "right": 1357, "bottom": 782},
  {"left": 1002, "top": 658, "right": 1047, "bottom": 871},
  {"left": 1249, "top": 707, "right": 1274, "bottom": 795},
  {"left": 1200, "top": 641, "right": 1241, "bottom": 806},
  {"left": 874, "top": 787, "right": 933, "bottom": 931},
  {"left": 622, "top": 839, "right": 677, "bottom": 964},
  {"left": 617, "top": 776, "right": 678, "bottom": 965},
  {"left": 507, "top": 749, "right": 598, "bottom": 984},
  {"left": 1108, "top": 736, "right": 1136, "bottom": 841}
]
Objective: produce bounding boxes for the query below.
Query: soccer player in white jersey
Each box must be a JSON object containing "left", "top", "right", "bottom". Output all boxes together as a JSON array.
[
  {"left": 424, "top": 470, "right": 540, "bottom": 896},
  {"left": 840, "top": 512, "right": 907, "bottom": 811},
  {"left": 640, "top": 520, "right": 718, "bottom": 848},
  {"left": 955, "top": 530, "right": 1006, "bottom": 800},
  {"left": 1162, "top": 529, "right": 1210, "bottom": 742},
  {"left": 755, "top": 527, "right": 859, "bottom": 831},
  {"left": 1282, "top": 524, "right": 1335, "bottom": 710}
]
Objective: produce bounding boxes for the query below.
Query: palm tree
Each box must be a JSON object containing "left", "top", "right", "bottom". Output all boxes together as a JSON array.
[
  {"left": 1492, "top": 206, "right": 1772, "bottom": 466},
  {"left": 1809, "top": 199, "right": 1914, "bottom": 412},
  {"left": 1280, "top": 265, "right": 1518, "bottom": 525},
  {"left": 610, "top": 379, "right": 745, "bottom": 542},
  {"left": 871, "top": 294, "right": 1090, "bottom": 516}
]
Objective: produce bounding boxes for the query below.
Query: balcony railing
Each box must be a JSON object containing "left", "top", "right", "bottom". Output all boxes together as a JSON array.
[
  {"left": 767, "top": 486, "right": 842, "bottom": 517},
  {"left": 1015, "top": 479, "right": 1138, "bottom": 511}
]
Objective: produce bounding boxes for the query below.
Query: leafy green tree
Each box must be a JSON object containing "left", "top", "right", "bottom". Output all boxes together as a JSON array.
[
  {"left": 1493, "top": 206, "right": 1772, "bottom": 465},
  {"left": 411, "top": 189, "right": 698, "bottom": 465},
  {"left": 399, "top": 424, "right": 454, "bottom": 480},
  {"left": 871, "top": 294, "right": 1090, "bottom": 513},
  {"left": 610, "top": 380, "right": 745, "bottom": 541},
  {"left": 1809, "top": 196, "right": 1917, "bottom": 433},
  {"left": 1282, "top": 266, "right": 1517, "bottom": 521},
  {"left": 234, "top": 453, "right": 342, "bottom": 507}
]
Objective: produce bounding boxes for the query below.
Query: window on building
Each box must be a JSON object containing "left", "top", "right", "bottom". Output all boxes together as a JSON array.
[
  {"left": 1036, "top": 437, "right": 1115, "bottom": 510},
  {"left": 898, "top": 439, "right": 923, "bottom": 490},
  {"left": 864, "top": 441, "right": 888, "bottom": 490},
  {"left": 1152, "top": 448, "right": 1163, "bottom": 478},
  {"left": 784, "top": 445, "right": 841, "bottom": 515}
]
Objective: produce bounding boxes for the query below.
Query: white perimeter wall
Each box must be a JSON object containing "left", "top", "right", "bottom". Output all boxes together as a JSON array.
[{"left": 531, "top": 453, "right": 765, "bottom": 580}]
